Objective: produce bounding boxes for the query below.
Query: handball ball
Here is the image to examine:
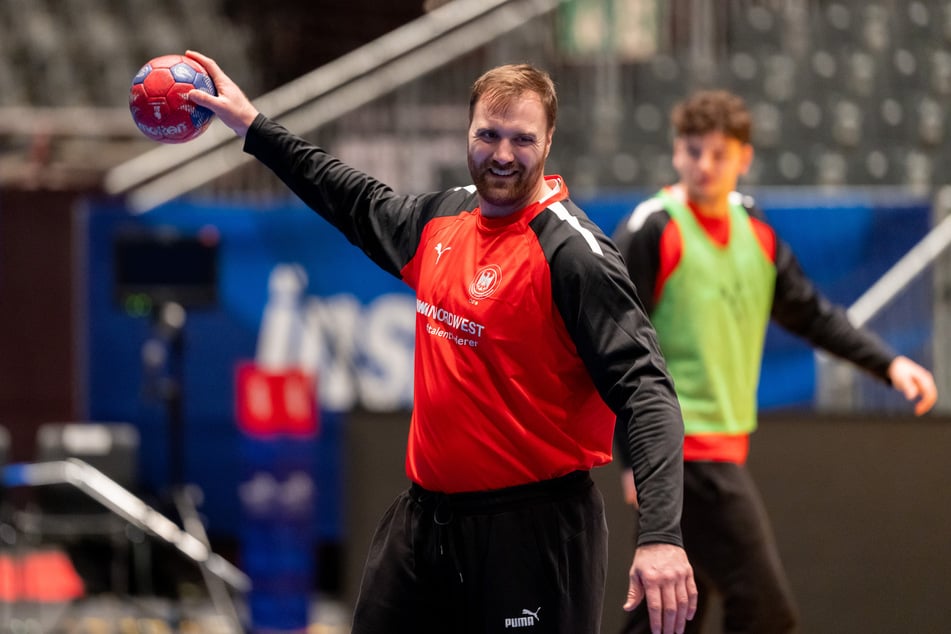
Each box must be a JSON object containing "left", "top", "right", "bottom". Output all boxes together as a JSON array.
[{"left": 129, "top": 54, "right": 217, "bottom": 143}]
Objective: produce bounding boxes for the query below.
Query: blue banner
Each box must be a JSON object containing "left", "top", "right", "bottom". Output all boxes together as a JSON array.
[{"left": 82, "top": 188, "right": 931, "bottom": 537}]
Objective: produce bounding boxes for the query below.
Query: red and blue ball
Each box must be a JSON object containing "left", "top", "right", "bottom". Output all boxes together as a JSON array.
[{"left": 129, "top": 54, "right": 217, "bottom": 144}]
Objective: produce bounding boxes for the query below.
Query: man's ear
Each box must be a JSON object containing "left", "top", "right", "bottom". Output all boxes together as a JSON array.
[{"left": 739, "top": 143, "right": 754, "bottom": 176}]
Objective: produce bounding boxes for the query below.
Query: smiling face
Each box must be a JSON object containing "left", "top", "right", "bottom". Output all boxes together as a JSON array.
[{"left": 467, "top": 91, "right": 553, "bottom": 218}]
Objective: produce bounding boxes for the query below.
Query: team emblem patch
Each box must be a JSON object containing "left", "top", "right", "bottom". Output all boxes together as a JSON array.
[{"left": 468, "top": 264, "right": 502, "bottom": 300}]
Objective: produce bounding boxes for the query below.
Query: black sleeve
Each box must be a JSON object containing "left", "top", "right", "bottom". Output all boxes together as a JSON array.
[
  {"left": 610, "top": 201, "right": 671, "bottom": 468},
  {"left": 538, "top": 202, "right": 684, "bottom": 548},
  {"left": 744, "top": 201, "right": 896, "bottom": 382},
  {"left": 770, "top": 238, "right": 895, "bottom": 382},
  {"left": 243, "top": 114, "right": 463, "bottom": 278},
  {"left": 611, "top": 200, "right": 669, "bottom": 316}
]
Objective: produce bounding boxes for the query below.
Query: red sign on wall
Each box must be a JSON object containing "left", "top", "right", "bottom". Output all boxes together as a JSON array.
[{"left": 235, "top": 362, "right": 318, "bottom": 437}]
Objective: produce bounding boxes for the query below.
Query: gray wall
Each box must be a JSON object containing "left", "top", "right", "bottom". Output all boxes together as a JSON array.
[{"left": 344, "top": 411, "right": 951, "bottom": 633}]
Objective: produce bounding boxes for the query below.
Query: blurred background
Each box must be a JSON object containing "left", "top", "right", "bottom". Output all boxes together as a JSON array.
[{"left": 1, "top": 0, "right": 950, "bottom": 632}]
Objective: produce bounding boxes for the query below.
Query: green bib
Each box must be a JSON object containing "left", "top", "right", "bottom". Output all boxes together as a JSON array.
[{"left": 651, "top": 190, "right": 776, "bottom": 436}]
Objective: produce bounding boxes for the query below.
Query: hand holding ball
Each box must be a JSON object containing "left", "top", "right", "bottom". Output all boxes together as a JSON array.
[{"left": 129, "top": 54, "right": 217, "bottom": 143}]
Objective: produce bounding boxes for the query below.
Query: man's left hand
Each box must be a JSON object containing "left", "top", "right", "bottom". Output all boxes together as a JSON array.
[{"left": 624, "top": 543, "right": 697, "bottom": 634}]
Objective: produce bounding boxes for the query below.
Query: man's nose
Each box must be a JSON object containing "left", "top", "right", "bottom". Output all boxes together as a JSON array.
[
  {"left": 697, "top": 151, "right": 714, "bottom": 171},
  {"left": 493, "top": 139, "right": 515, "bottom": 164}
]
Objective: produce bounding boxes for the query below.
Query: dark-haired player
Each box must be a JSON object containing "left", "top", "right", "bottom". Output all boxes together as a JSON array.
[{"left": 612, "top": 89, "right": 937, "bottom": 633}]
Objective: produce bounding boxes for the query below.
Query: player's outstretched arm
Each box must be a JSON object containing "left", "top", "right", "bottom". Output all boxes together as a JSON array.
[
  {"left": 625, "top": 543, "right": 697, "bottom": 634},
  {"left": 888, "top": 355, "right": 938, "bottom": 415},
  {"left": 185, "top": 50, "right": 259, "bottom": 138}
]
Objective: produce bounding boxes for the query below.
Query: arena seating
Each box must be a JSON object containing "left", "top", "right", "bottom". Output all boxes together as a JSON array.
[{"left": 3, "top": 0, "right": 951, "bottom": 191}]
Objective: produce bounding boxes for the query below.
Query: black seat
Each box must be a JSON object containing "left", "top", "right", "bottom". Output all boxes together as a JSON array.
[{"left": 18, "top": 422, "right": 142, "bottom": 595}]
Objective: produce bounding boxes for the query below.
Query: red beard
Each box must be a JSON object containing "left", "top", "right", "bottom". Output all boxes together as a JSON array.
[{"left": 468, "top": 155, "right": 543, "bottom": 213}]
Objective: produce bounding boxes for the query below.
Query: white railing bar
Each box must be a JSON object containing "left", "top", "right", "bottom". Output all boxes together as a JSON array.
[
  {"left": 847, "top": 207, "right": 951, "bottom": 327},
  {"left": 124, "top": 0, "right": 562, "bottom": 213},
  {"left": 0, "top": 106, "right": 133, "bottom": 137},
  {"left": 103, "top": 0, "right": 524, "bottom": 196}
]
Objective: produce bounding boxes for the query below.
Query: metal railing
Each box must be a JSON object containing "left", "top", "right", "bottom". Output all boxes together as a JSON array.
[
  {"left": 815, "top": 186, "right": 951, "bottom": 413},
  {"left": 103, "top": 0, "right": 567, "bottom": 213},
  {"left": 3, "top": 458, "right": 250, "bottom": 592}
]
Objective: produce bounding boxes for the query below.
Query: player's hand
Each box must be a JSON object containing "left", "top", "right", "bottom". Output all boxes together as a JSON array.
[
  {"left": 185, "top": 50, "right": 259, "bottom": 138},
  {"left": 888, "top": 355, "right": 938, "bottom": 415},
  {"left": 625, "top": 543, "right": 697, "bottom": 634}
]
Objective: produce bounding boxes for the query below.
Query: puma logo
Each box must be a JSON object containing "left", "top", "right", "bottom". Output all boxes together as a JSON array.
[
  {"left": 504, "top": 607, "right": 540, "bottom": 628},
  {"left": 435, "top": 242, "right": 452, "bottom": 264}
]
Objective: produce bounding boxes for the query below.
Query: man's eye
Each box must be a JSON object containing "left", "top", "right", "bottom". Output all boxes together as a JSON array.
[{"left": 477, "top": 130, "right": 498, "bottom": 141}]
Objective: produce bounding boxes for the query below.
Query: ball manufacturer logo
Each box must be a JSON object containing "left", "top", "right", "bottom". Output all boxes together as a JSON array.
[{"left": 468, "top": 264, "right": 502, "bottom": 300}]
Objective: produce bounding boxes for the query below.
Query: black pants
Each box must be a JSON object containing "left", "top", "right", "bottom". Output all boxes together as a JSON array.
[
  {"left": 621, "top": 462, "right": 797, "bottom": 634},
  {"left": 352, "top": 471, "right": 608, "bottom": 634}
]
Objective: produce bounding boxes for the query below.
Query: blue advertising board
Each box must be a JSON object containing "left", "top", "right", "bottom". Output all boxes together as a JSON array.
[{"left": 81, "top": 188, "right": 932, "bottom": 538}]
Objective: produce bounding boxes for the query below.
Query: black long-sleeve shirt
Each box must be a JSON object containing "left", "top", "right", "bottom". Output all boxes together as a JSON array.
[{"left": 245, "top": 115, "right": 687, "bottom": 546}]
